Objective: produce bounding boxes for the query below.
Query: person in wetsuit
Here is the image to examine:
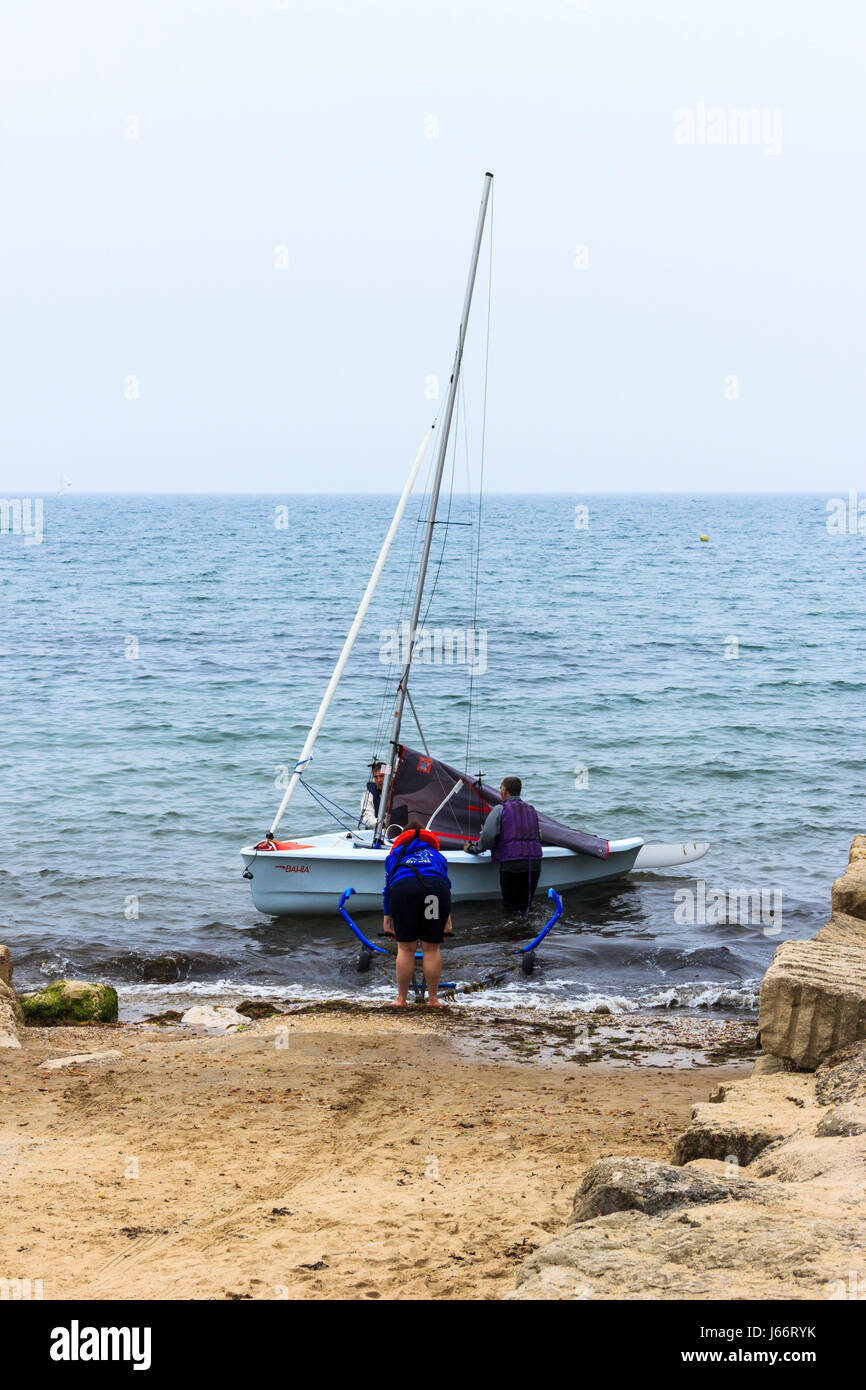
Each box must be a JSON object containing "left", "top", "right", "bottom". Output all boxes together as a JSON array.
[
  {"left": 382, "top": 819, "right": 453, "bottom": 1007},
  {"left": 476, "top": 775, "right": 543, "bottom": 913}
]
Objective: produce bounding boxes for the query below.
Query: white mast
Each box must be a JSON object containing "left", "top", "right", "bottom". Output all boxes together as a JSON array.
[
  {"left": 374, "top": 172, "right": 493, "bottom": 843},
  {"left": 268, "top": 426, "right": 434, "bottom": 838}
]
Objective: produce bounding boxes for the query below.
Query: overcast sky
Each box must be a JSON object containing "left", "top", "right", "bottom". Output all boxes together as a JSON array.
[{"left": 2, "top": 0, "right": 863, "bottom": 493}]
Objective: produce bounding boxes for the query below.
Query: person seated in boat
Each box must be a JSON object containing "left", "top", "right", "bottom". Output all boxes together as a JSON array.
[
  {"left": 474, "top": 776, "right": 543, "bottom": 914},
  {"left": 359, "top": 761, "right": 385, "bottom": 829},
  {"left": 382, "top": 819, "right": 453, "bottom": 1008}
]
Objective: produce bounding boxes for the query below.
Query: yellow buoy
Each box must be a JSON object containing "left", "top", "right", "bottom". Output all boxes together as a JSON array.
[{"left": 700, "top": 534, "right": 709, "bottom": 542}]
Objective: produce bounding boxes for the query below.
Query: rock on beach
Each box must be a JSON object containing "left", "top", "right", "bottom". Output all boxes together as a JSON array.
[
  {"left": 512, "top": 834, "right": 866, "bottom": 1300},
  {"left": 0, "top": 944, "right": 24, "bottom": 1049},
  {"left": 19, "top": 979, "right": 119, "bottom": 1027}
]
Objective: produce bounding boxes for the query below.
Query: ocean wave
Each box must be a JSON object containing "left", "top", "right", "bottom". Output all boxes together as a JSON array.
[{"left": 114, "top": 974, "right": 761, "bottom": 1022}]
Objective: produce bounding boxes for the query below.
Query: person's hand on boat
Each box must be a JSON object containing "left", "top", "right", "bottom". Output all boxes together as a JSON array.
[{"left": 463, "top": 841, "right": 479, "bottom": 855}]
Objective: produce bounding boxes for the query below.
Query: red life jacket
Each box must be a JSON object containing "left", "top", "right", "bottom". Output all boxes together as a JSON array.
[{"left": 390, "top": 827, "right": 441, "bottom": 851}]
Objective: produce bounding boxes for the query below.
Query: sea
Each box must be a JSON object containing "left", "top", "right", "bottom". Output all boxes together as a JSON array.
[{"left": 2, "top": 492, "right": 863, "bottom": 1020}]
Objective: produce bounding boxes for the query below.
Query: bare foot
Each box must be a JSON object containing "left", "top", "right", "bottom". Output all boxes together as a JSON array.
[
  {"left": 427, "top": 999, "right": 448, "bottom": 1008},
  {"left": 391, "top": 998, "right": 408, "bottom": 1007}
]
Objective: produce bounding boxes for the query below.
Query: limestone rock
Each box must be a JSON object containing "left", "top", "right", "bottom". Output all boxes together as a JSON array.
[
  {"left": 0, "top": 944, "right": 13, "bottom": 986},
  {"left": 671, "top": 1110, "right": 786, "bottom": 1167},
  {"left": 40, "top": 1050, "right": 124, "bottom": 1070},
  {"left": 569, "top": 1156, "right": 760, "bottom": 1224},
  {"left": 832, "top": 837, "right": 866, "bottom": 922},
  {"left": 751, "top": 1053, "right": 790, "bottom": 1076},
  {"left": 671, "top": 1073, "right": 818, "bottom": 1167},
  {"left": 814, "top": 1039, "right": 866, "bottom": 1106},
  {"left": 681, "top": 1158, "right": 738, "bottom": 1177},
  {"left": 509, "top": 837, "right": 866, "bottom": 1302},
  {"left": 815, "top": 1104, "right": 866, "bottom": 1138},
  {"left": 19, "top": 979, "right": 119, "bottom": 1026},
  {"left": 813, "top": 911, "right": 866, "bottom": 948},
  {"left": 849, "top": 835, "right": 866, "bottom": 866},
  {"left": 506, "top": 1263, "right": 595, "bottom": 1300},
  {"left": 180, "top": 1004, "right": 246, "bottom": 1031},
  {"left": 509, "top": 1205, "right": 850, "bottom": 1301},
  {"left": 757, "top": 938, "right": 866, "bottom": 1071},
  {"left": 0, "top": 979, "right": 23, "bottom": 1049},
  {"left": 751, "top": 1131, "right": 866, "bottom": 1184}
]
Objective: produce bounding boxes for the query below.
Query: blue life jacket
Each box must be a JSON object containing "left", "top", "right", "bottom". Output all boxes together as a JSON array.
[{"left": 383, "top": 835, "right": 450, "bottom": 912}]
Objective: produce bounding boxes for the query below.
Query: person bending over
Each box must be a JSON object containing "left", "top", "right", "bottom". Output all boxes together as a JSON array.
[{"left": 382, "top": 819, "right": 453, "bottom": 1007}]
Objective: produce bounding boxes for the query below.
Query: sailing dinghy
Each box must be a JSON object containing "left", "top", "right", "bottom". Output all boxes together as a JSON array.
[{"left": 240, "top": 174, "right": 708, "bottom": 917}]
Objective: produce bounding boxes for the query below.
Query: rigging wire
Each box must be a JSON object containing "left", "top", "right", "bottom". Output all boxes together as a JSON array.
[
  {"left": 298, "top": 778, "right": 357, "bottom": 832},
  {"left": 366, "top": 416, "right": 441, "bottom": 769},
  {"left": 373, "top": 384, "right": 463, "bottom": 769}
]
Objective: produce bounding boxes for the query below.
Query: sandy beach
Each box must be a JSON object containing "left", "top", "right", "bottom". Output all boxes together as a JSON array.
[{"left": 0, "top": 1004, "right": 754, "bottom": 1301}]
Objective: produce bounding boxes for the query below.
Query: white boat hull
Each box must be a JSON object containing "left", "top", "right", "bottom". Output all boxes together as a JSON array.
[{"left": 239, "top": 833, "right": 709, "bottom": 917}]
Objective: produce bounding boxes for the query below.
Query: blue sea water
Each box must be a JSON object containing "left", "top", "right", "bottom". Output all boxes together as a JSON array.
[{"left": 2, "top": 492, "right": 863, "bottom": 1018}]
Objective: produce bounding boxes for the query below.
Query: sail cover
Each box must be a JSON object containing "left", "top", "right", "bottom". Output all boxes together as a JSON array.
[{"left": 386, "top": 745, "right": 609, "bottom": 859}]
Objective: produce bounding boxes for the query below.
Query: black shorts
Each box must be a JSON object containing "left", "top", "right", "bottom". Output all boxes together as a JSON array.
[{"left": 388, "top": 876, "right": 451, "bottom": 944}]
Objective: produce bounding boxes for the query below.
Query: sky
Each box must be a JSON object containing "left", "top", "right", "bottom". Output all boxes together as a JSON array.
[{"left": 1, "top": 0, "right": 864, "bottom": 493}]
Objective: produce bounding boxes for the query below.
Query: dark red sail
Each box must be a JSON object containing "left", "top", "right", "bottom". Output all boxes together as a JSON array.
[{"left": 385, "top": 745, "right": 609, "bottom": 859}]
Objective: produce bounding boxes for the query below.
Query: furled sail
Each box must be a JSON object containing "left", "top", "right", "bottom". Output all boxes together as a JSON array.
[{"left": 386, "top": 745, "right": 610, "bottom": 859}]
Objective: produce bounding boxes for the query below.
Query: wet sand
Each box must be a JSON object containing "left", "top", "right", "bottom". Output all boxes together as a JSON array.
[{"left": 0, "top": 1004, "right": 755, "bottom": 1300}]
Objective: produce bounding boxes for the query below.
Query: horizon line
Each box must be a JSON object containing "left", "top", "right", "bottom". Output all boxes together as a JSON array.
[{"left": 4, "top": 489, "right": 849, "bottom": 498}]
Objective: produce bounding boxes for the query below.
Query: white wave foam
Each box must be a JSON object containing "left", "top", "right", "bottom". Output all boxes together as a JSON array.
[{"left": 117, "top": 974, "right": 760, "bottom": 1022}]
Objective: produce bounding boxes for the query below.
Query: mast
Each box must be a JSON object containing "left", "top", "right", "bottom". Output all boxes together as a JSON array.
[{"left": 375, "top": 171, "right": 493, "bottom": 844}]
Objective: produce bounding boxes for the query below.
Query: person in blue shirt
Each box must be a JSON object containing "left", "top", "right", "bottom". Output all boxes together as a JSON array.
[{"left": 383, "top": 819, "right": 453, "bottom": 1007}]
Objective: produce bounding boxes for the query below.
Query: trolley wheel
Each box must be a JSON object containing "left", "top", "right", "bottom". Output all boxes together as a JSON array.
[
  {"left": 521, "top": 950, "right": 535, "bottom": 976},
  {"left": 357, "top": 947, "right": 373, "bottom": 973}
]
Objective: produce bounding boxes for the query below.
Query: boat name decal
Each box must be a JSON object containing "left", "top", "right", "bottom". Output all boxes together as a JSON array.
[{"left": 276, "top": 864, "right": 310, "bottom": 874}]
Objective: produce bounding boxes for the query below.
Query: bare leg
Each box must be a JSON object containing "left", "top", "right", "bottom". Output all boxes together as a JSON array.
[
  {"left": 421, "top": 942, "right": 443, "bottom": 1005},
  {"left": 395, "top": 942, "right": 417, "bottom": 1005}
]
